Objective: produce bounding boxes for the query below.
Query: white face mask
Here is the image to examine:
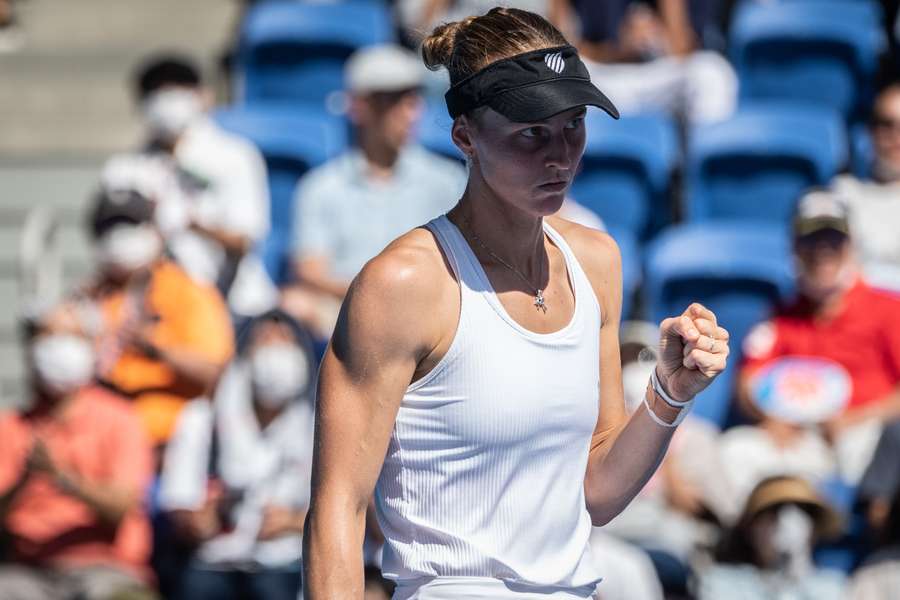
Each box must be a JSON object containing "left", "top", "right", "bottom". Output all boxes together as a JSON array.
[
  {"left": 142, "top": 88, "right": 202, "bottom": 141},
  {"left": 96, "top": 224, "right": 162, "bottom": 274},
  {"left": 30, "top": 334, "right": 96, "bottom": 396},
  {"left": 772, "top": 504, "right": 814, "bottom": 575},
  {"left": 250, "top": 343, "right": 310, "bottom": 410}
]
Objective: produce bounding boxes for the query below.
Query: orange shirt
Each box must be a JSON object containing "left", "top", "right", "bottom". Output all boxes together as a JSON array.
[
  {"left": 0, "top": 386, "right": 154, "bottom": 581},
  {"left": 97, "top": 260, "right": 234, "bottom": 443}
]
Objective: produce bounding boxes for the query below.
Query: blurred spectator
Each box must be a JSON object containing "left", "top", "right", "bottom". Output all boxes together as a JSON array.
[
  {"left": 0, "top": 305, "right": 156, "bottom": 600},
  {"left": 857, "top": 419, "right": 900, "bottom": 533},
  {"left": 102, "top": 54, "right": 278, "bottom": 321},
  {"left": 79, "top": 188, "right": 234, "bottom": 447},
  {"left": 558, "top": 0, "right": 736, "bottom": 123},
  {"left": 732, "top": 191, "right": 900, "bottom": 493},
  {"left": 697, "top": 476, "right": 846, "bottom": 600},
  {"left": 832, "top": 82, "right": 900, "bottom": 292},
  {"left": 285, "top": 44, "right": 465, "bottom": 337},
  {"left": 157, "top": 310, "right": 315, "bottom": 600},
  {"left": 849, "top": 483, "right": 900, "bottom": 600}
]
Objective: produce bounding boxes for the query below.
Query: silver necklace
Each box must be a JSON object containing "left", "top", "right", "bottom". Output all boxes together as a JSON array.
[{"left": 456, "top": 214, "right": 548, "bottom": 313}]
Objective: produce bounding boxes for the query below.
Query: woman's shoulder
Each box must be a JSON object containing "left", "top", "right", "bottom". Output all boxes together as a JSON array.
[
  {"left": 547, "top": 216, "right": 621, "bottom": 287},
  {"left": 344, "top": 226, "right": 456, "bottom": 336}
]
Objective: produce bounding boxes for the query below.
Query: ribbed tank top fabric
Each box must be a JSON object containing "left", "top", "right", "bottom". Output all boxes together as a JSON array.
[{"left": 374, "top": 215, "right": 603, "bottom": 599}]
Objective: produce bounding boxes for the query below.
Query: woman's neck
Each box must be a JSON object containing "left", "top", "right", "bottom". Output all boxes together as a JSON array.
[{"left": 449, "top": 178, "right": 548, "bottom": 280}]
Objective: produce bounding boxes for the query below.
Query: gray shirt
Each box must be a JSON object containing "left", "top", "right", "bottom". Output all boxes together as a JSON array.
[{"left": 292, "top": 145, "right": 466, "bottom": 281}]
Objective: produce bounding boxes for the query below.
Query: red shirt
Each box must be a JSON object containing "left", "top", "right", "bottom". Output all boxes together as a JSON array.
[
  {"left": 741, "top": 279, "right": 900, "bottom": 410},
  {"left": 0, "top": 386, "right": 154, "bottom": 580}
]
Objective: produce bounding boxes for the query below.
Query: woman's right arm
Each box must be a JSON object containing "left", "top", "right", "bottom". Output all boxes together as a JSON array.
[{"left": 303, "top": 240, "right": 444, "bottom": 598}]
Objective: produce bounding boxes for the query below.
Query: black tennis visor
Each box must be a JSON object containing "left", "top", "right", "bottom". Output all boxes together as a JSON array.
[{"left": 444, "top": 45, "right": 619, "bottom": 122}]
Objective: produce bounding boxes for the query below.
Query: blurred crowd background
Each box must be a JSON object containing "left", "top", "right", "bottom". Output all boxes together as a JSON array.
[{"left": 2, "top": 0, "right": 900, "bottom": 599}]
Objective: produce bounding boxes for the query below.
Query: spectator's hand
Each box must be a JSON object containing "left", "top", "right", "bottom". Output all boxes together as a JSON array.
[
  {"left": 257, "top": 505, "right": 305, "bottom": 540},
  {"left": 178, "top": 484, "right": 225, "bottom": 543},
  {"left": 657, "top": 303, "right": 729, "bottom": 403}
]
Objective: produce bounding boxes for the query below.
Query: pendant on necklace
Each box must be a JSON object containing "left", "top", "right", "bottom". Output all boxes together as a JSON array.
[{"left": 534, "top": 289, "right": 547, "bottom": 313}]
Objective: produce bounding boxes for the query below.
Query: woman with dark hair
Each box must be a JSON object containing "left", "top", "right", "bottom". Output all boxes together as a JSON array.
[
  {"left": 304, "top": 7, "right": 729, "bottom": 598},
  {"left": 157, "top": 310, "right": 317, "bottom": 600}
]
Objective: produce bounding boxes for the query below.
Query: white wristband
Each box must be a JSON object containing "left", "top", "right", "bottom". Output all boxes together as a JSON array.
[{"left": 646, "top": 369, "right": 694, "bottom": 427}]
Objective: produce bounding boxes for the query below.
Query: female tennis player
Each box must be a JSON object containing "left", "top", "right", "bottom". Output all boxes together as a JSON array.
[{"left": 304, "top": 7, "right": 729, "bottom": 599}]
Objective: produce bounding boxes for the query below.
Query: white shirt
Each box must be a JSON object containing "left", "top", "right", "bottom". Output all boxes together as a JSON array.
[
  {"left": 832, "top": 174, "right": 900, "bottom": 292},
  {"left": 158, "top": 362, "right": 315, "bottom": 568},
  {"left": 101, "top": 116, "right": 278, "bottom": 317}
]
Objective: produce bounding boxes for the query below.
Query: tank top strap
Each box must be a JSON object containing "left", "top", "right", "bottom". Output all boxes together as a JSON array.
[
  {"left": 425, "top": 215, "right": 484, "bottom": 298},
  {"left": 542, "top": 221, "right": 602, "bottom": 319}
]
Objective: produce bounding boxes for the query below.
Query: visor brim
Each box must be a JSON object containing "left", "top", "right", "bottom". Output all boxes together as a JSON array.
[{"left": 487, "top": 79, "right": 620, "bottom": 122}]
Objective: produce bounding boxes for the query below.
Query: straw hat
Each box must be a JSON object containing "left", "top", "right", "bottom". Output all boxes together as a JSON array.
[{"left": 739, "top": 475, "right": 843, "bottom": 540}]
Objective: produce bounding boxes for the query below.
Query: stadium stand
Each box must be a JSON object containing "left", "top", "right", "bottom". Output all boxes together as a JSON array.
[
  {"left": 570, "top": 110, "right": 678, "bottom": 239},
  {"left": 685, "top": 102, "right": 847, "bottom": 224},
  {"left": 730, "top": 0, "right": 883, "bottom": 119},
  {"left": 234, "top": 0, "right": 394, "bottom": 106}
]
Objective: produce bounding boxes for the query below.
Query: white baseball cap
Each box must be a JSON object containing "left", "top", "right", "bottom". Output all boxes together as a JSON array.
[{"left": 344, "top": 44, "right": 425, "bottom": 95}]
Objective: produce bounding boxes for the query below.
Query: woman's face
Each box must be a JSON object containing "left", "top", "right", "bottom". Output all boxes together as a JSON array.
[{"left": 455, "top": 105, "right": 587, "bottom": 217}]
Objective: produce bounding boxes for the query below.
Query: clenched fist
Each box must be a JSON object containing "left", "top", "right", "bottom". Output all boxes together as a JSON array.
[{"left": 656, "top": 303, "right": 729, "bottom": 403}]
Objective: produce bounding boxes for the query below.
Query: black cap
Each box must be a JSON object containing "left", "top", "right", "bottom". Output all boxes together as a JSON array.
[
  {"left": 89, "top": 188, "right": 155, "bottom": 239},
  {"left": 445, "top": 45, "right": 619, "bottom": 122}
]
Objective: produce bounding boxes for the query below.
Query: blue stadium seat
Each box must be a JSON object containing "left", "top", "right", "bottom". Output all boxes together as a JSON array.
[
  {"left": 685, "top": 103, "right": 846, "bottom": 223},
  {"left": 730, "top": 0, "right": 883, "bottom": 118},
  {"left": 850, "top": 122, "right": 875, "bottom": 179},
  {"left": 570, "top": 110, "right": 678, "bottom": 238},
  {"left": 605, "top": 224, "right": 641, "bottom": 321},
  {"left": 214, "top": 104, "right": 349, "bottom": 281},
  {"left": 417, "top": 99, "right": 464, "bottom": 162},
  {"left": 235, "top": 0, "right": 393, "bottom": 105},
  {"left": 645, "top": 222, "right": 794, "bottom": 427}
]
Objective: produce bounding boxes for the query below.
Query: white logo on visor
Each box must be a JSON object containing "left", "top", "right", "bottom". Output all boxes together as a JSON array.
[{"left": 544, "top": 52, "right": 565, "bottom": 74}]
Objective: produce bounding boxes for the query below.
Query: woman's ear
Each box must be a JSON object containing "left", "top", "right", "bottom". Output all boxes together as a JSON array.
[{"left": 451, "top": 115, "right": 476, "bottom": 160}]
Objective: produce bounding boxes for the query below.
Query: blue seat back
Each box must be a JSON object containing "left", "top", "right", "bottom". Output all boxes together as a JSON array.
[
  {"left": 214, "top": 104, "right": 348, "bottom": 281},
  {"left": 686, "top": 103, "right": 846, "bottom": 223},
  {"left": 571, "top": 110, "right": 678, "bottom": 238},
  {"left": 645, "top": 222, "right": 794, "bottom": 426},
  {"left": 417, "top": 99, "right": 464, "bottom": 162},
  {"left": 605, "top": 224, "right": 641, "bottom": 322},
  {"left": 236, "top": 1, "right": 393, "bottom": 105},
  {"left": 850, "top": 122, "right": 875, "bottom": 179},
  {"left": 730, "top": 1, "right": 883, "bottom": 117}
]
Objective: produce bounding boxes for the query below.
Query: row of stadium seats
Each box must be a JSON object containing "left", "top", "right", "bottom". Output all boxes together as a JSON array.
[{"left": 232, "top": 0, "right": 885, "bottom": 120}]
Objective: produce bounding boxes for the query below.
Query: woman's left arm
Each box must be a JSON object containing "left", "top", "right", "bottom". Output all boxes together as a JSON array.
[{"left": 569, "top": 225, "right": 729, "bottom": 525}]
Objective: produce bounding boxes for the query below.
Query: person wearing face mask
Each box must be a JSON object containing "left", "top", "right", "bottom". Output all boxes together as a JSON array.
[
  {"left": 156, "top": 309, "right": 316, "bottom": 600},
  {"left": 283, "top": 44, "right": 466, "bottom": 339},
  {"left": 697, "top": 475, "right": 845, "bottom": 600},
  {"left": 732, "top": 191, "right": 900, "bottom": 489},
  {"left": 831, "top": 81, "right": 900, "bottom": 293},
  {"left": 0, "top": 305, "right": 156, "bottom": 599},
  {"left": 101, "top": 54, "right": 277, "bottom": 322},
  {"left": 81, "top": 188, "right": 234, "bottom": 448}
]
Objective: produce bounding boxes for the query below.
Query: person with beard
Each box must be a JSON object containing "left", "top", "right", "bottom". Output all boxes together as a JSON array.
[
  {"left": 726, "top": 190, "right": 900, "bottom": 498},
  {"left": 0, "top": 305, "right": 156, "bottom": 600},
  {"left": 157, "top": 310, "right": 316, "bottom": 600},
  {"left": 831, "top": 82, "right": 900, "bottom": 293},
  {"left": 80, "top": 188, "right": 234, "bottom": 448}
]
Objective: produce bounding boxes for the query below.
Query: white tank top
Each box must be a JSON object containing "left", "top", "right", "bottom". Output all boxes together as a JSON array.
[{"left": 374, "top": 215, "right": 603, "bottom": 598}]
